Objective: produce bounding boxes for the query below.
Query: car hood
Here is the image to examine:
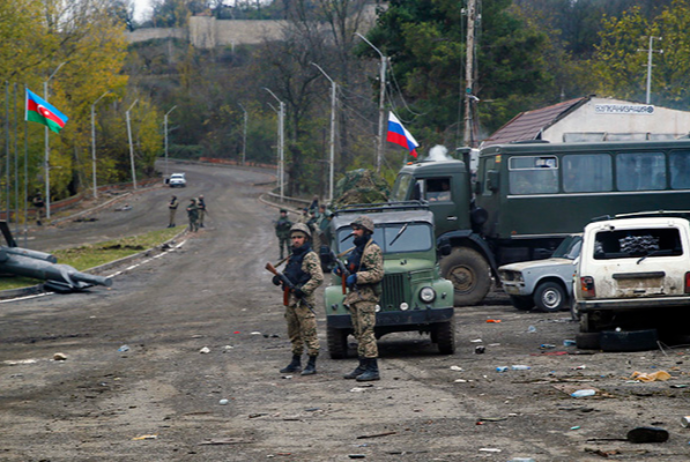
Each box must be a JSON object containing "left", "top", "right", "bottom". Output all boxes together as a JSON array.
[{"left": 499, "top": 258, "right": 574, "bottom": 272}]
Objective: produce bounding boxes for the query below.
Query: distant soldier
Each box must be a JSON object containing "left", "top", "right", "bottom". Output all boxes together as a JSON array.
[
  {"left": 337, "top": 215, "right": 384, "bottom": 381},
  {"left": 298, "top": 207, "right": 310, "bottom": 224},
  {"left": 272, "top": 223, "right": 324, "bottom": 376},
  {"left": 274, "top": 209, "right": 293, "bottom": 260},
  {"left": 32, "top": 191, "right": 45, "bottom": 226},
  {"left": 186, "top": 198, "right": 199, "bottom": 232},
  {"left": 307, "top": 208, "right": 321, "bottom": 251},
  {"left": 168, "top": 195, "right": 179, "bottom": 228},
  {"left": 197, "top": 195, "right": 207, "bottom": 228}
]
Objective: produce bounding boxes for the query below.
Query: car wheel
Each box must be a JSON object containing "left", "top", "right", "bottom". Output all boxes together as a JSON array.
[
  {"left": 509, "top": 295, "right": 534, "bottom": 311},
  {"left": 575, "top": 332, "right": 601, "bottom": 350},
  {"left": 533, "top": 281, "right": 566, "bottom": 313},
  {"left": 439, "top": 247, "right": 491, "bottom": 306},
  {"left": 434, "top": 320, "right": 456, "bottom": 355},
  {"left": 327, "top": 326, "right": 348, "bottom": 359}
]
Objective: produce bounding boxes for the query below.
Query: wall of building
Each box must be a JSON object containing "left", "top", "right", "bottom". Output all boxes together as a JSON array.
[{"left": 543, "top": 97, "right": 690, "bottom": 142}]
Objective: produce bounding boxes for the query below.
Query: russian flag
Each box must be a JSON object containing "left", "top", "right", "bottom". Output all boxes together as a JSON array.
[
  {"left": 387, "top": 112, "right": 418, "bottom": 158},
  {"left": 26, "top": 88, "right": 69, "bottom": 134}
]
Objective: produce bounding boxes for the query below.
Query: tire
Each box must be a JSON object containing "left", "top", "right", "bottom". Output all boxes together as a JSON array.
[
  {"left": 439, "top": 247, "right": 491, "bottom": 306},
  {"left": 576, "top": 332, "right": 601, "bottom": 350},
  {"left": 327, "top": 326, "right": 348, "bottom": 359},
  {"left": 434, "top": 320, "right": 456, "bottom": 355},
  {"left": 579, "top": 312, "right": 594, "bottom": 333},
  {"left": 600, "top": 328, "right": 658, "bottom": 352},
  {"left": 533, "top": 281, "right": 567, "bottom": 313},
  {"left": 509, "top": 295, "right": 535, "bottom": 311}
]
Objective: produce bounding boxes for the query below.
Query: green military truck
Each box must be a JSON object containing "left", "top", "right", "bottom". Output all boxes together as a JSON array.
[
  {"left": 322, "top": 202, "right": 455, "bottom": 359},
  {"left": 389, "top": 140, "right": 690, "bottom": 306}
]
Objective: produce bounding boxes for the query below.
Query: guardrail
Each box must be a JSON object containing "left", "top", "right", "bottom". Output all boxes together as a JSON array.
[{"left": 264, "top": 190, "right": 312, "bottom": 211}]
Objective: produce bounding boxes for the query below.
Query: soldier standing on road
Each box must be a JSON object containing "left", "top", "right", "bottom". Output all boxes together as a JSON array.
[
  {"left": 168, "top": 195, "right": 179, "bottom": 228},
  {"left": 307, "top": 207, "right": 321, "bottom": 252},
  {"left": 197, "top": 195, "right": 207, "bottom": 228},
  {"left": 272, "top": 223, "right": 324, "bottom": 376},
  {"left": 186, "top": 198, "right": 199, "bottom": 232},
  {"left": 298, "top": 207, "right": 310, "bottom": 224},
  {"left": 274, "top": 209, "right": 293, "bottom": 260},
  {"left": 338, "top": 215, "right": 384, "bottom": 381},
  {"left": 32, "top": 191, "right": 45, "bottom": 226}
]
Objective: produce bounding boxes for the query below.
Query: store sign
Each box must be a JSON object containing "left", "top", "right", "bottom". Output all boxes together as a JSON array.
[{"left": 595, "top": 104, "right": 655, "bottom": 114}]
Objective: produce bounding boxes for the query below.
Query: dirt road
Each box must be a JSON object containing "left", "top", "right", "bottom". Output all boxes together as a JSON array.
[{"left": 1, "top": 163, "right": 689, "bottom": 462}]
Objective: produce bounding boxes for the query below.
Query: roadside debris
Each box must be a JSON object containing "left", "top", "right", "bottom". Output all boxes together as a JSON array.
[
  {"left": 53, "top": 352, "right": 67, "bottom": 361},
  {"left": 356, "top": 431, "right": 397, "bottom": 439},
  {"left": 132, "top": 434, "right": 157, "bottom": 440},
  {"left": 629, "top": 370, "right": 671, "bottom": 382},
  {"left": 4, "top": 359, "right": 38, "bottom": 366},
  {"left": 199, "top": 438, "right": 251, "bottom": 445},
  {"left": 219, "top": 399, "right": 229, "bottom": 405},
  {"left": 118, "top": 345, "right": 130, "bottom": 352},
  {"left": 627, "top": 427, "right": 669, "bottom": 443},
  {"left": 571, "top": 389, "right": 596, "bottom": 398},
  {"left": 199, "top": 347, "right": 211, "bottom": 354}
]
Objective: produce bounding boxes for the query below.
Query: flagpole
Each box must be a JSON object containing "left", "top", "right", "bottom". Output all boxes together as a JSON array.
[
  {"left": 13, "top": 82, "right": 18, "bottom": 234},
  {"left": 44, "top": 62, "right": 65, "bottom": 220},
  {"left": 23, "top": 92, "right": 28, "bottom": 246},
  {"left": 5, "top": 81, "right": 9, "bottom": 223},
  {"left": 126, "top": 99, "right": 139, "bottom": 189}
]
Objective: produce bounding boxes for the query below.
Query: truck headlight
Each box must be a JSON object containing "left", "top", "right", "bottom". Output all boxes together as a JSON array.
[{"left": 419, "top": 287, "right": 436, "bottom": 303}]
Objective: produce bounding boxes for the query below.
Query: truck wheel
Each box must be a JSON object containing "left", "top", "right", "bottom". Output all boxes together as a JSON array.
[
  {"left": 533, "top": 281, "right": 566, "bottom": 313},
  {"left": 439, "top": 248, "right": 491, "bottom": 306},
  {"left": 327, "top": 326, "right": 348, "bottom": 359},
  {"left": 434, "top": 320, "right": 456, "bottom": 355},
  {"left": 509, "top": 295, "right": 534, "bottom": 311}
]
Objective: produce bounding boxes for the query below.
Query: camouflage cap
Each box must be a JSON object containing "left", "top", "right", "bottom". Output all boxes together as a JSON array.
[
  {"left": 280, "top": 208, "right": 287, "bottom": 213},
  {"left": 290, "top": 222, "right": 312, "bottom": 239},
  {"left": 351, "top": 215, "right": 375, "bottom": 233}
]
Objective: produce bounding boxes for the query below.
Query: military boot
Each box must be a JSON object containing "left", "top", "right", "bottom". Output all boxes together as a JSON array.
[
  {"left": 279, "top": 354, "right": 301, "bottom": 373},
  {"left": 301, "top": 355, "right": 317, "bottom": 375},
  {"left": 343, "top": 357, "right": 366, "bottom": 379},
  {"left": 356, "top": 358, "right": 380, "bottom": 382}
]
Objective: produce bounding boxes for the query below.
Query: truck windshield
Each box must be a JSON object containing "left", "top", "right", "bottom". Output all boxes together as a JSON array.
[
  {"left": 338, "top": 222, "right": 433, "bottom": 254},
  {"left": 390, "top": 174, "right": 412, "bottom": 202},
  {"left": 551, "top": 235, "right": 582, "bottom": 260}
]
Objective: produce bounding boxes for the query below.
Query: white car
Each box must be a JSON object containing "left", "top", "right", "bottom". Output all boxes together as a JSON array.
[
  {"left": 168, "top": 173, "right": 187, "bottom": 187},
  {"left": 574, "top": 212, "right": 690, "bottom": 333},
  {"left": 498, "top": 234, "right": 581, "bottom": 312}
]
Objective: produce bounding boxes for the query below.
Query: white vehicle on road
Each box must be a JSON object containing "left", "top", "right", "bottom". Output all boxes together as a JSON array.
[{"left": 168, "top": 173, "right": 187, "bottom": 187}]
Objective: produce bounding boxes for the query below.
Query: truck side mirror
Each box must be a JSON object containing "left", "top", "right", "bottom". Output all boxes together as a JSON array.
[{"left": 487, "top": 170, "right": 500, "bottom": 192}]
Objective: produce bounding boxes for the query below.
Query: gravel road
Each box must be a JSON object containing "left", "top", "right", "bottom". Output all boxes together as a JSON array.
[{"left": 1, "top": 162, "right": 689, "bottom": 462}]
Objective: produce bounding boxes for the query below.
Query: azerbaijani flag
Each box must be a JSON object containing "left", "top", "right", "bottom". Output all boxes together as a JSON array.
[
  {"left": 387, "top": 112, "right": 418, "bottom": 158},
  {"left": 25, "top": 88, "right": 68, "bottom": 134}
]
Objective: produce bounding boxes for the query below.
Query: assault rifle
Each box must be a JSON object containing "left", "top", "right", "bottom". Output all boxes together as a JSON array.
[{"left": 265, "top": 262, "right": 314, "bottom": 312}]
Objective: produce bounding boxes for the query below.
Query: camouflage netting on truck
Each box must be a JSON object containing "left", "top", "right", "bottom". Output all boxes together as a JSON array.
[{"left": 331, "top": 169, "right": 390, "bottom": 208}]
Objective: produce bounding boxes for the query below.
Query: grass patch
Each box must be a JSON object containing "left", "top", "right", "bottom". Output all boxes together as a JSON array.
[{"left": 0, "top": 226, "right": 185, "bottom": 291}]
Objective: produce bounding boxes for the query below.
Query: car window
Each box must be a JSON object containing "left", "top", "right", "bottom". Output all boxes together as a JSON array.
[
  {"left": 552, "top": 235, "right": 582, "bottom": 260},
  {"left": 336, "top": 223, "right": 433, "bottom": 254},
  {"left": 593, "top": 228, "right": 683, "bottom": 260}
]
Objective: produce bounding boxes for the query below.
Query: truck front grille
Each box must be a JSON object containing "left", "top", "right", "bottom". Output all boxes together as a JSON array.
[{"left": 381, "top": 274, "right": 406, "bottom": 310}]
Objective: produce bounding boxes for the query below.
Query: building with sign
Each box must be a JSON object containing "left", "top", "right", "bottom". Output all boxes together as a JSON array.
[{"left": 481, "top": 96, "right": 690, "bottom": 147}]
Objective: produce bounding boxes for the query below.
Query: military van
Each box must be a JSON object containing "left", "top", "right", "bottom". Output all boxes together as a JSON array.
[
  {"left": 390, "top": 140, "right": 690, "bottom": 306},
  {"left": 322, "top": 202, "right": 455, "bottom": 358}
]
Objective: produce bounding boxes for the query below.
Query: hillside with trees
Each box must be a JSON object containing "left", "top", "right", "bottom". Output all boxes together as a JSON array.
[{"left": 2, "top": 0, "right": 689, "bottom": 204}]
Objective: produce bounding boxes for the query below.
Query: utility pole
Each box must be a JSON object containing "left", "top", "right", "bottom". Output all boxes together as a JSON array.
[
  {"left": 264, "top": 88, "right": 284, "bottom": 201},
  {"left": 311, "top": 63, "right": 337, "bottom": 202},
  {"left": 463, "top": 0, "right": 477, "bottom": 148},
  {"left": 357, "top": 33, "right": 387, "bottom": 173},
  {"left": 638, "top": 36, "right": 663, "bottom": 104},
  {"left": 238, "top": 103, "right": 248, "bottom": 165},
  {"left": 164, "top": 105, "right": 177, "bottom": 178},
  {"left": 91, "top": 91, "right": 110, "bottom": 199},
  {"left": 126, "top": 99, "right": 139, "bottom": 189}
]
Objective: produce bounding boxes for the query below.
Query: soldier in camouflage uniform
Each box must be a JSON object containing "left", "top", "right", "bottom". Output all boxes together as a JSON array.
[
  {"left": 272, "top": 223, "right": 324, "bottom": 375},
  {"left": 340, "top": 215, "right": 384, "bottom": 381},
  {"left": 186, "top": 198, "right": 199, "bottom": 232},
  {"left": 274, "top": 209, "right": 293, "bottom": 259}
]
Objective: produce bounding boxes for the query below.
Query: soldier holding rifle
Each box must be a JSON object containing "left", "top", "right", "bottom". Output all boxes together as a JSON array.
[{"left": 268, "top": 223, "right": 323, "bottom": 375}]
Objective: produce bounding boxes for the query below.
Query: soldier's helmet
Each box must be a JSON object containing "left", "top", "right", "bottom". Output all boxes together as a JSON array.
[
  {"left": 280, "top": 208, "right": 287, "bottom": 213},
  {"left": 190, "top": 198, "right": 197, "bottom": 203},
  {"left": 290, "top": 222, "right": 312, "bottom": 239},
  {"left": 351, "top": 215, "right": 375, "bottom": 233}
]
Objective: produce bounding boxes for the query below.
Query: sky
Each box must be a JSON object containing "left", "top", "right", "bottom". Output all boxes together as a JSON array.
[{"left": 132, "top": 0, "right": 153, "bottom": 22}]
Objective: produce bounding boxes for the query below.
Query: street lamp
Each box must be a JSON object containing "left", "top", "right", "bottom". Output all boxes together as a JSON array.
[
  {"left": 311, "top": 62, "right": 337, "bottom": 203},
  {"left": 356, "top": 33, "right": 387, "bottom": 173},
  {"left": 164, "top": 105, "right": 177, "bottom": 178},
  {"left": 126, "top": 98, "right": 139, "bottom": 189},
  {"left": 91, "top": 91, "right": 110, "bottom": 199},
  {"left": 43, "top": 61, "right": 66, "bottom": 219},
  {"left": 238, "top": 103, "right": 248, "bottom": 165},
  {"left": 263, "top": 88, "right": 285, "bottom": 201}
]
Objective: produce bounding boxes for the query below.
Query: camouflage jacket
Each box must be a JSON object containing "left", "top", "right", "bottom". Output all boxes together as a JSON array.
[
  {"left": 288, "top": 250, "right": 324, "bottom": 307},
  {"left": 344, "top": 239, "right": 384, "bottom": 305},
  {"left": 186, "top": 203, "right": 198, "bottom": 219},
  {"left": 275, "top": 216, "right": 293, "bottom": 239}
]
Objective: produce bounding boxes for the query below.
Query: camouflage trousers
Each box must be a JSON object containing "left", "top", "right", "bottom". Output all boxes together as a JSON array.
[
  {"left": 199, "top": 209, "right": 205, "bottom": 226},
  {"left": 188, "top": 216, "right": 199, "bottom": 232},
  {"left": 279, "top": 238, "right": 290, "bottom": 259},
  {"left": 285, "top": 302, "right": 320, "bottom": 357},
  {"left": 349, "top": 301, "right": 378, "bottom": 358},
  {"left": 169, "top": 208, "right": 177, "bottom": 226}
]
